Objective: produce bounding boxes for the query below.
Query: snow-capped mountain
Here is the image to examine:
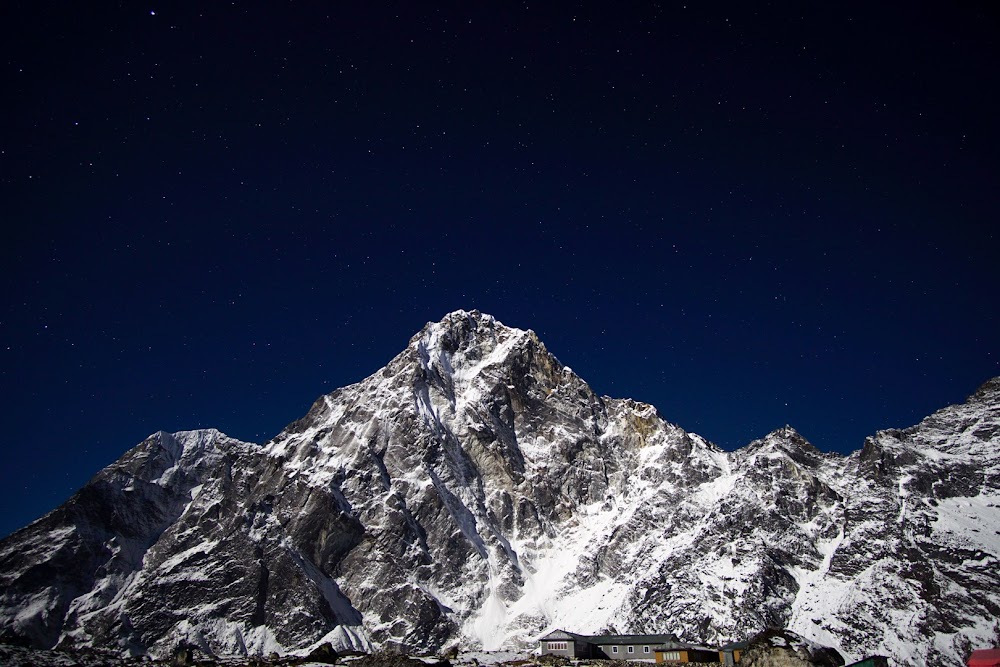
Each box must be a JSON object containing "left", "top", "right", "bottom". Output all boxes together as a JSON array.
[{"left": 0, "top": 311, "right": 997, "bottom": 666}]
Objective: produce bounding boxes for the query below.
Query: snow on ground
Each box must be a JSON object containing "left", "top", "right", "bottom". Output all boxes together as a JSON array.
[
  {"left": 786, "top": 506, "right": 847, "bottom": 646},
  {"left": 500, "top": 497, "right": 626, "bottom": 640},
  {"left": 467, "top": 552, "right": 509, "bottom": 650},
  {"left": 454, "top": 650, "right": 527, "bottom": 665}
]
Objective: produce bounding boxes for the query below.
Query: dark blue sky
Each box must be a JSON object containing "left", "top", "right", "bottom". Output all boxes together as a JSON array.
[{"left": 2, "top": 2, "right": 997, "bottom": 538}]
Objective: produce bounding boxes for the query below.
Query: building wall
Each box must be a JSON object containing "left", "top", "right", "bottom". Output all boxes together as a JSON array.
[
  {"left": 656, "top": 649, "right": 685, "bottom": 663},
  {"left": 656, "top": 647, "right": 725, "bottom": 663},
  {"left": 540, "top": 639, "right": 596, "bottom": 659},
  {"left": 686, "top": 648, "right": 722, "bottom": 662},
  {"left": 596, "top": 643, "right": 657, "bottom": 661},
  {"left": 720, "top": 648, "right": 742, "bottom": 664},
  {"left": 541, "top": 640, "right": 576, "bottom": 658}
]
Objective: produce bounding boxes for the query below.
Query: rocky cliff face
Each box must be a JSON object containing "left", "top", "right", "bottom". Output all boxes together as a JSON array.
[{"left": 0, "top": 311, "right": 997, "bottom": 666}]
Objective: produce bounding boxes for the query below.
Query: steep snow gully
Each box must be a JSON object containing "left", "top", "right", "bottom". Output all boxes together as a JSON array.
[{"left": 1, "top": 311, "right": 997, "bottom": 667}]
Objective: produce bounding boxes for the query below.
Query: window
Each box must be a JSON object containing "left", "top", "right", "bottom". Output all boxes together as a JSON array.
[
  {"left": 661, "top": 652, "right": 681, "bottom": 662},
  {"left": 644, "top": 646, "right": 650, "bottom": 653},
  {"left": 548, "top": 642, "right": 568, "bottom": 651},
  {"left": 628, "top": 646, "right": 634, "bottom": 654},
  {"left": 612, "top": 647, "right": 619, "bottom": 654}
]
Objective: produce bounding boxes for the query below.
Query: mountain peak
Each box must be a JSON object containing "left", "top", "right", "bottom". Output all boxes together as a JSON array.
[
  {"left": 410, "top": 310, "right": 517, "bottom": 351},
  {"left": 408, "top": 310, "right": 549, "bottom": 381},
  {"left": 440, "top": 308, "right": 494, "bottom": 323},
  {"left": 421, "top": 310, "right": 528, "bottom": 341},
  {"left": 751, "top": 425, "right": 809, "bottom": 449},
  {"left": 742, "top": 425, "right": 831, "bottom": 467}
]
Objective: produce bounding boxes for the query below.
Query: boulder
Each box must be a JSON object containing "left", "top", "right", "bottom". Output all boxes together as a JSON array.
[{"left": 741, "top": 628, "right": 843, "bottom": 667}]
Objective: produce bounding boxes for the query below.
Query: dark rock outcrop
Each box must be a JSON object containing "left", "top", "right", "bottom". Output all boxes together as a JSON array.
[{"left": 741, "top": 628, "right": 843, "bottom": 667}]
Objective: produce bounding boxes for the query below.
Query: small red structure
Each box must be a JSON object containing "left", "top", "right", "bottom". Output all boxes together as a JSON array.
[{"left": 968, "top": 649, "right": 1000, "bottom": 667}]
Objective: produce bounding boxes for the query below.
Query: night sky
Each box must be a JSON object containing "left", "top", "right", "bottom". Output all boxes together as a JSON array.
[{"left": 2, "top": 2, "right": 997, "bottom": 539}]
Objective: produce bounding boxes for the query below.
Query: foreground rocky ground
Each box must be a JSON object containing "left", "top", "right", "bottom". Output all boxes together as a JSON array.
[
  {"left": 0, "top": 644, "right": 414, "bottom": 667},
  {"left": 0, "top": 645, "right": 468, "bottom": 667}
]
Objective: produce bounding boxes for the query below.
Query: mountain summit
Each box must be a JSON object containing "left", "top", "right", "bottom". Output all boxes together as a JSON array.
[{"left": 1, "top": 311, "right": 997, "bottom": 666}]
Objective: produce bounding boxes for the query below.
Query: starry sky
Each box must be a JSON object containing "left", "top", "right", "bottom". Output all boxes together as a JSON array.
[{"left": 2, "top": 2, "right": 997, "bottom": 538}]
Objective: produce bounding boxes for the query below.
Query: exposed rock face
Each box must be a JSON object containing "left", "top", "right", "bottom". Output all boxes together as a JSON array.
[
  {"left": 741, "top": 629, "right": 843, "bottom": 667},
  {"left": 0, "top": 311, "right": 998, "bottom": 666}
]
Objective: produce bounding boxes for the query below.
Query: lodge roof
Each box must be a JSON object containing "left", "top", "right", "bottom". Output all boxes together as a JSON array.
[
  {"left": 720, "top": 641, "right": 750, "bottom": 651},
  {"left": 539, "top": 630, "right": 591, "bottom": 641},
  {"left": 590, "top": 634, "right": 681, "bottom": 645},
  {"left": 539, "top": 630, "right": 683, "bottom": 646}
]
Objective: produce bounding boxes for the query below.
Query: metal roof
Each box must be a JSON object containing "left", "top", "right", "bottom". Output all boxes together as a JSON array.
[
  {"left": 539, "top": 632, "right": 682, "bottom": 645},
  {"left": 539, "top": 630, "right": 591, "bottom": 641},
  {"left": 720, "top": 641, "right": 750, "bottom": 651},
  {"left": 538, "top": 630, "right": 720, "bottom": 651},
  {"left": 589, "top": 634, "right": 680, "bottom": 645},
  {"left": 539, "top": 629, "right": 711, "bottom": 650},
  {"left": 969, "top": 649, "right": 1000, "bottom": 667}
]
